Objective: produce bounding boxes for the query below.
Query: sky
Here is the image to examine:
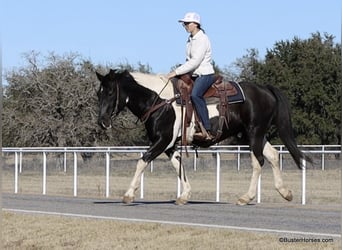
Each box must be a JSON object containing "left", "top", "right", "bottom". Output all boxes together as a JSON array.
[{"left": 1, "top": 1, "right": 341, "bottom": 78}]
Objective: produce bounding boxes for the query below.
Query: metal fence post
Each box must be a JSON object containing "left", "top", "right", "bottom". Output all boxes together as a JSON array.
[
  {"left": 106, "top": 148, "right": 110, "bottom": 198},
  {"left": 43, "top": 151, "right": 47, "bottom": 195},
  {"left": 237, "top": 146, "right": 241, "bottom": 171},
  {"left": 14, "top": 152, "right": 18, "bottom": 194},
  {"left": 257, "top": 175, "right": 261, "bottom": 203},
  {"left": 193, "top": 151, "right": 197, "bottom": 171},
  {"left": 280, "top": 145, "right": 283, "bottom": 171},
  {"left": 64, "top": 147, "right": 67, "bottom": 173},
  {"left": 302, "top": 159, "right": 306, "bottom": 205},
  {"left": 19, "top": 148, "right": 23, "bottom": 173},
  {"left": 73, "top": 152, "right": 77, "bottom": 197},
  {"left": 321, "top": 145, "right": 325, "bottom": 170},
  {"left": 216, "top": 152, "right": 221, "bottom": 202},
  {"left": 140, "top": 153, "right": 144, "bottom": 199}
]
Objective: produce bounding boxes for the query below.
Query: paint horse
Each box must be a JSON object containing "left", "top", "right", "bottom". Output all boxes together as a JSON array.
[{"left": 96, "top": 69, "right": 311, "bottom": 205}]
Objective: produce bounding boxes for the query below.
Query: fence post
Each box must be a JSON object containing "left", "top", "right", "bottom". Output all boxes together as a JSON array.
[
  {"left": 257, "top": 175, "right": 261, "bottom": 203},
  {"left": 140, "top": 172, "right": 144, "bottom": 199},
  {"left": 216, "top": 152, "right": 221, "bottom": 202},
  {"left": 321, "top": 145, "right": 325, "bottom": 170},
  {"left": 140, "top": 153, "right": 144, "bottom": 199},
  {"left": 73, "top": 152, "right": 77, "bottom": 197},
  {"left": 177, "top": 178, "right": 181, "bottom": 198},
  {"left": 280, "top": 145, "right": 283, "bottom": 171},
  {"left": 301, "top": 159, "right": 306, "bottom": 205},
  {"left": 150, "top": 161, "right": 154, "bottom": 172},
  {"left": 237, "top": 146, "right": 241, "bottom": 171},
  {"left": 43, "top": 151, "right": 47, "bottom": 195},
  {"left": 105, "top": 148, "right": 110, "bottom": 198},
  {"left": 14, "top": 152, "right": 19, "bottom": 194},
  {"left": 19, "top": 148, "right": 23, "bottom": 173},
  {"left": 64, "top": 147, "right": 67, "bottom": 173},
  {"left": 193, "top": 151, "right": 197, "bottom": 171}
]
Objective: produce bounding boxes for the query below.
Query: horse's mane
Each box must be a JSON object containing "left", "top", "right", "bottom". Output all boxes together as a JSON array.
[{"left": 131, "top": 72, "right": 174, "bottom": 99}]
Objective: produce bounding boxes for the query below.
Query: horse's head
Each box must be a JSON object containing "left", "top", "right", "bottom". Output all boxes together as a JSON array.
[{"left": 95, "top": 69, "right": 128, "bottom": 129}]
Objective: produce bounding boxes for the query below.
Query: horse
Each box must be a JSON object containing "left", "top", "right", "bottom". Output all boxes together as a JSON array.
[{"left": 95, "top": 69, "right": 312, "bottom": 205}]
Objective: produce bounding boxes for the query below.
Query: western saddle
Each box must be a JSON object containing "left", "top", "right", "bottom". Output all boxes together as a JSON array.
[{"left": 172, "top": 73, "right": 238, "bottom": 144}]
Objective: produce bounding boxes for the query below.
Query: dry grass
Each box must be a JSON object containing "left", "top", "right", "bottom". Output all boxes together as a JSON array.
[{"left": 3, "top": 211, "right": 340, "bottom": 250}]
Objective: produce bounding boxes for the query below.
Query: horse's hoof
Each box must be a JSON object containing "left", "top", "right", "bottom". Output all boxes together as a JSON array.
[
  {"left": 122, "top": 196, "right": 134, "bottom": 204},
  {"left": 175, "top": 197, "right": 188, "bottom": 205},
  {"left": 285, "top": 190, "right": 293, "bottom": 201},
  {"left": 236, "top": 197, "right": 249, "bottom": 206}
]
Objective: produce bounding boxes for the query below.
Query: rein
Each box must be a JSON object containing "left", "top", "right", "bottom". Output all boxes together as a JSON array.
[
  {"left": 139, "top": 77, "right": 172, "bottom": 123},
  {"left": 111, "top": 82, "right": 120, "bottom": 118},
  {"left": 140, "top": 95, "right": 179, "bottom": 123}
]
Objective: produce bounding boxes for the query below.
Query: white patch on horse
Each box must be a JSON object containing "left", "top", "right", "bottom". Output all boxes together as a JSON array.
[{"left": 131, "top": 73, "right": 190, "bottom": 149}]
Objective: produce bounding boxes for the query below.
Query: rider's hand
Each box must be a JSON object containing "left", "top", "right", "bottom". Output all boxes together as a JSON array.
[{"left": 166, "top": 71, "right": 177, "bottom": 79}]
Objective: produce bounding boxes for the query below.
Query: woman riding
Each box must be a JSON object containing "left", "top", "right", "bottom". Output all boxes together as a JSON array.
[{"left": 167, "top": 12, "right": 215, "bottom": 141}]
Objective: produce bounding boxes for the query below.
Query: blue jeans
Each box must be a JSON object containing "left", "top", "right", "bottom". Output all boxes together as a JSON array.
[{"left": 191, "top": 74, "right": 215, "bottom": 131}]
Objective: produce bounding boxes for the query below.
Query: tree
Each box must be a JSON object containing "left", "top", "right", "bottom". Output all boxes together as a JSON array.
[
  {"left": 250, "top": 32, "right": 341, "bottom": 144},
  {"left": 223, "top": 48, "right": 261, "bottom": 82},
  {"left": 2, "top": 52, "right": 149, "bottom": 147}
]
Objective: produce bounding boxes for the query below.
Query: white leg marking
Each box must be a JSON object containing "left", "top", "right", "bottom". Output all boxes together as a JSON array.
[
  {"left": 123, "top": 159, "right": 148, "bottom": 203},
  {"left": 170, "top": 151, "right": 191, "bottom": 205},
  {"left": 263, "top": 142, "right": 293, "bottom": 201},
  {"left": 237, "top": 152, "right": 261, "bottom": 205}
]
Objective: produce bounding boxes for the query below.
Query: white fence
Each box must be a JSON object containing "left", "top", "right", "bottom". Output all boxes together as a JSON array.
[{"left": 2, "top": 145, "right": 341, "bottom": 205}]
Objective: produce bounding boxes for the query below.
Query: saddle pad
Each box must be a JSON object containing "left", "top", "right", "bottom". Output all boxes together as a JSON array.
[{"left": 225, "top": 81, "right": 245, "bottom": 104}]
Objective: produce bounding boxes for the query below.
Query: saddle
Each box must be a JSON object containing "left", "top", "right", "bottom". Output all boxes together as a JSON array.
[{"left": 172, "top": 73, "right": 238, "bottom": 144}]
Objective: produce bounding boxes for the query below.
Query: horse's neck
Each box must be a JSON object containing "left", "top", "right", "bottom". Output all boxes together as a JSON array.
[{"left": 131, "top": 72, "right": 174, "bottom": 99}]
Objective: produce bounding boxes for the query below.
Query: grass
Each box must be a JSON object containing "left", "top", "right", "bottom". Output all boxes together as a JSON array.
[{"left": 3, "top": 211, "right": 341, "bottom": 250}]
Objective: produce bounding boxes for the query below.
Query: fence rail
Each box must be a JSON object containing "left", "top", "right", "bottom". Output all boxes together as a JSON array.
[{"left": 2, "top": 145, "right": 341, "bottom": 205}]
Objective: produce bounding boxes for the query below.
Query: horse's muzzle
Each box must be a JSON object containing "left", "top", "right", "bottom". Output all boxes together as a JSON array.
[{"left": 98, "top": 118, "right": 112, "bottom": 129}]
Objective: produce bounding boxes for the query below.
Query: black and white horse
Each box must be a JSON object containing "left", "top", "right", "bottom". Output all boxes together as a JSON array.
[{"left": 96, "top": 69, "right": 311, "bottom": 205}]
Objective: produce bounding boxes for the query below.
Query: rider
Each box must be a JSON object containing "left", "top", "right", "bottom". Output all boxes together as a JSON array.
[{"left": 167, "top": 12, "right": 215, "bottom": 141}]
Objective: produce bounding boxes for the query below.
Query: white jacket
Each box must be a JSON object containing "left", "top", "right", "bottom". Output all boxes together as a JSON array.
[{"left": 175, "top": 29, "right": 215, "bottom": 76}]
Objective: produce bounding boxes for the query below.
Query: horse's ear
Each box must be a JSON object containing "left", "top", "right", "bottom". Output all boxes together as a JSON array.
[
  {"left": 96, "top": 72, "right": 104, "bottom": 81},
  {"left": 109, "top": 69, "right": 117, "bottom": 79}
]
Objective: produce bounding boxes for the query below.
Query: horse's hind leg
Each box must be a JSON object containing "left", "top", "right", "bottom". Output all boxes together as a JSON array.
[
  {"left": 236, "top": 142, "right": 293, "bottom": 206},
  {"left": 123, "top": 159, "right": 149, "bottom": 204},
  {"left": 263, "top": 142, "right": 293, "bottom": 201},
  {"left": 168, "top": 150, "right": 191, "bottom": 205}
]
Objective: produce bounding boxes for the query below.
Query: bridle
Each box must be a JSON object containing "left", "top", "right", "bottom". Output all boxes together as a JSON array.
[{"left": 111, "top": 81, "right": 120, "bottom": 118}]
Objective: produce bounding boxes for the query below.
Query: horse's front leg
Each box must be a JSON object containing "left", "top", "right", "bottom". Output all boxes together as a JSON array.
[
  {"left": 169, "top": 150, "right": 191, "bottom": 205},
  {"left": 123, "top": 159, "right": 149, "bottom": 204},
  {"left": 237, "top": 152, "right": 261, "bottom": 205}
]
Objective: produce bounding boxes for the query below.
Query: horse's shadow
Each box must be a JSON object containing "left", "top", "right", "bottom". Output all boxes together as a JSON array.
[{"left": 93, "top": 200, "right": 237, "bottom": 206}]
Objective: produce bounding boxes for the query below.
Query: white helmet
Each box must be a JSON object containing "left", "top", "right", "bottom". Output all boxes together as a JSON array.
[{"left": 178, "top": 12, "right": 201, "bottom": 25}]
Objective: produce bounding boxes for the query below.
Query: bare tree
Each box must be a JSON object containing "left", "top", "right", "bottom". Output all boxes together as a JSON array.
[{"left": 2, "top": 51, "right": 148, "bottom": 147}]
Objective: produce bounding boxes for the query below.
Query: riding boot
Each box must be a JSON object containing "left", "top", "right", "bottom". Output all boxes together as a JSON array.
[{"left": 193, "top": 129, "right": 215, "bottom": 141}]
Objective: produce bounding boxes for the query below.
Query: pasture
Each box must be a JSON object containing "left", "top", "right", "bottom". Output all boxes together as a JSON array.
[{"left": 2, "top": 151, "right": 341, "bottom": 249}]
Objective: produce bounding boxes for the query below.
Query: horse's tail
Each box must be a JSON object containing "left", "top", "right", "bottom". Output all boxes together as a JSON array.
[{"left": 266, "top": 85, "right": 313, "bottom": 169}]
